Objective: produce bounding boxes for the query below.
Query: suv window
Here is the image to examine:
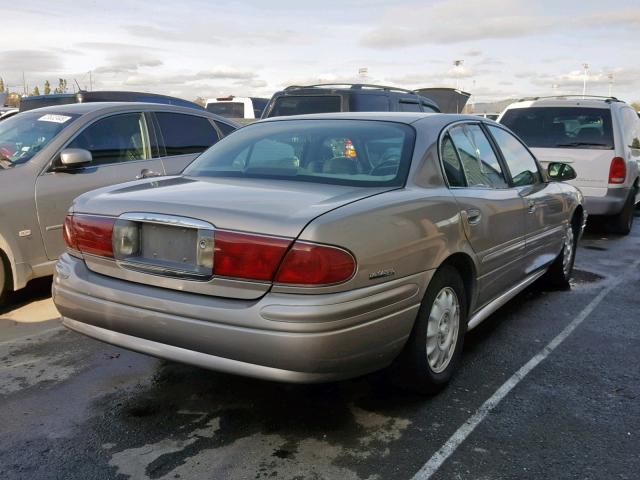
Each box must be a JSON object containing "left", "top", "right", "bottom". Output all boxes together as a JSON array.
[
  {"left": 155, "top": 113, "right": 219, "bottom": 156},
  {"left": 349, "top": 94, "right": 389, "bottom": 112},
  {"left": 268, "top": 96, "right": 341, "bottom": 117},
  {"left": 500, "top": 106, "right": 614, "bottom": 149},
  {"left": 441, "top": 134, "right": 465, "bottom": 187},
  {"left": 621, "top": 108, "right": 640, "bottom": 149},
  {"left": 422, "top": 104, "right": 437, "bottom": 113},
  {"left": 448, "top": 124, "right": 508, "bottom": 188},
  {"left": 488, "top": 125, "right": 541, "bottom": 186},
  {"left": 206, "top": 102, "right": 245, "bottom": 118},
  {"left": 215, "top": 120, "right": 236, "bottom": 137},
  {"left": 67, "top": 113, "right": 150, "bottom": 166}
]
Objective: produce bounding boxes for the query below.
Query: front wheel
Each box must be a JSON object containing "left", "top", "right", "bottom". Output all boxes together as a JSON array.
[
  {"left": 0, "top": 258, "right": 8, "bottom": 307},
  {"left": 394, "top": 266, "right": 467, "bottom": 394}
]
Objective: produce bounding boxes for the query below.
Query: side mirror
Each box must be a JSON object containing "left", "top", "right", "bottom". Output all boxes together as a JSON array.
[
  {"left": 547, "top": 162, "right": 577, "bottom": 181},
  {"left": 59, "top": 148, "right": 92, "bottom": 168}
]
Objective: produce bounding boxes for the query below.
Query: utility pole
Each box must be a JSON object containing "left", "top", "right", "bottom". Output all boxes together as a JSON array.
[
  {"left": 608, "top": 73, "right": 614, "bottom": 97},
  {"left": 89, "top": 70, "right": 93, "bottom": 91},
  {"left": 22, "top": 71, "right": 26, "bottom": 96},
  {"left": 453, "top": 60, "right": 464, "bottom": 90},
  {"left": 581, "top": 63, "right": 589, "bottom": 98}
]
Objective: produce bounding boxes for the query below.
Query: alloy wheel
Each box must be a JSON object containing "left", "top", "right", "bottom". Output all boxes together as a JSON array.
[{"left": 426, "top": 287, "right": 460, "bottom": 373}]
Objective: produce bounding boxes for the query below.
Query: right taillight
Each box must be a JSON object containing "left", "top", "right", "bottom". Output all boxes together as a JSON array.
[
  {"left": 275, "top": 241, "right": 356, "bottom": 286},
  {"left": 608, "top": 157, "right": 626, "bottom": 184}
]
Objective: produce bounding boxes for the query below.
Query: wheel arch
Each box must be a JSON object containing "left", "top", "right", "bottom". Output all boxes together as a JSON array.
[{"left": 437, "top": 252, "right": 477, "bottom": 315}]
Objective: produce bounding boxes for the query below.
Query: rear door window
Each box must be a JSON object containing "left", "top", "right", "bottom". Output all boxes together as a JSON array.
[
  {"left": 268, "top": 96, "right": 341, "bottom": 117},
  {"left": 155, "top": 112, "right": 219, "bottom": 156},
  {"left": 349, "top": 94, "right": 390, "bottom": 112},
  {"left": 399, "top": 101, "right": 421, "bottom": 112},
  {"left": 440, "top": 134, "right": 466, "bottom": 187},
  {"left": 214, "top": 120, "right": 237, "bottom": 137},
  {"left": 448, "top": 124, "right": 508, "bottom": 188},
  {"left": 487, "top": 125, "right": 541, "bottom": 186},
  {"left": 67, "top": 113, "right": 150, "bottom": 166},
  {"left": 500, "top": 107, "right": 614, "bottom": 149}
]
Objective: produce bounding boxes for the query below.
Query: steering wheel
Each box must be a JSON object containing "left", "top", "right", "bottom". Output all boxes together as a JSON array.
[{"left": 371, "top": 159, "right": 400, "bottom": 176}]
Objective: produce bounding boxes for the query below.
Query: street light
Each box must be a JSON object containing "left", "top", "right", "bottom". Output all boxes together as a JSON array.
[
  {"left": 581, "top": 63, "right": 589, "bottom": 98},
  {"left": 453, "top": 60, "right": 464, "bottom": 90}
]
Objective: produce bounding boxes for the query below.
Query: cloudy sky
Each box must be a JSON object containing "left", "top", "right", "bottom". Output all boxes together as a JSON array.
[{"left": 2, "top": 0, "right": 639, "bottom": 105}]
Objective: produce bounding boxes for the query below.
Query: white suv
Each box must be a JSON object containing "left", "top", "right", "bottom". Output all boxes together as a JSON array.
[
  {"left": 500, "top": 96, "right": 640, "bottom": 234},
  {"left": 205, "top": 96, "right": 268, "bottom": 121}
]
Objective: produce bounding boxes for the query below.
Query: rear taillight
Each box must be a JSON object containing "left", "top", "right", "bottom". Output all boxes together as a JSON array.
[
  {"left": 213, "top": 230, "right": 291, "bottom": 281},
  {"left": 64, "top": 214, "right": 116, "bottom": 258},
  {"left": 275, "top": 241, "right": 356, "bottom": 286},
  {"left": 608, "top": 157, "right": 626, "bottom": 184}
]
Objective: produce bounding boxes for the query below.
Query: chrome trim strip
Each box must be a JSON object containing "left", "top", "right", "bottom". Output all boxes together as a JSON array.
[
  {"left": 116, "top": 259, "right": 212, "bottom": 281},
  {"left": 526, "top": 224, "right": 565, "bottom": 244},
  {"left": 481, "top": 238, "right": 526, "bottom": 264},
  {"left": 467, "top": 269, "right": 546, "bottom": 331},
  {"left": 120, "top": 212, "right": 214, "bottom": 230},
  {"left": 45, "top": 224, "right": 63, "bottom": 232}
]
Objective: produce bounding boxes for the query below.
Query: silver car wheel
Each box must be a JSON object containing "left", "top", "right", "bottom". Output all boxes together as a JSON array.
[
  {"left": 426, "top": 287, "right": 460, "bottom": 374},
  {"left": 562, "top": 225, "right": 575, "bottom": 277}
]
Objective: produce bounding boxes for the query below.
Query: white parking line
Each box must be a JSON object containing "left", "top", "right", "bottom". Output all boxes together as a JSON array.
[{"left": 411, "top": 258, "right": 640, "bottom": 480}]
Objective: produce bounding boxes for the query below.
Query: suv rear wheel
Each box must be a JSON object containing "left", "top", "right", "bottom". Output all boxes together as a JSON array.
[
  {"left": 608, "top": 188, "right": 636, "bottom": 235},
  {"left": 394, "top": 266, "right": 467, "bottom": 394}
]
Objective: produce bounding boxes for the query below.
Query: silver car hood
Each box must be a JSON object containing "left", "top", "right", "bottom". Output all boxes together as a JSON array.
[{"left": 72, "top": 176, "right": 396, "bottom": 237}]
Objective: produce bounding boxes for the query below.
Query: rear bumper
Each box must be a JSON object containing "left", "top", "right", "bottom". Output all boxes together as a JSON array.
[
  {"left": 584, "top": 187, "right": 631, "bottom": 216},
  {"left": 53, "top": 254, "right": 429, "bottom": 383}
]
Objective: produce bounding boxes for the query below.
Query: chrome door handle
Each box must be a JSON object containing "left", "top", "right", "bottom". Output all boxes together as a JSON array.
[
  {"left": 465, "top": 209, "right": 482, "bottom": 225},
  {"left": 528, "top": 201, "right": 536, "bottom": 214},
  {"left": 136, "top": 168, "right": 162, "bottom": 180}
]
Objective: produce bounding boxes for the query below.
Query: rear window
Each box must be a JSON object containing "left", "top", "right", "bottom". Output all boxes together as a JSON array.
[
  {"left": 349, "top": 94, "right": 390, "bottom": 112},
  {"left": 268, "top": 96, "right": 341, "bottom": 117},
  {"left": 500, "top": 107, "right": 614, "bottom": 149},
  {"left": 184, "top": 119, "right": 415, "bottom": 187},
  {"left": 206, "top": 102, "right": 245, "bottom": 118}
]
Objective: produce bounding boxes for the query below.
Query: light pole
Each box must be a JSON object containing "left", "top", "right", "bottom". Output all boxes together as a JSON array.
[
  {"left": 608, "top": 73, "right": 614, "bottom": 97},
  {"left": 581, "top": 63, "right": 589, "bottom": 98},
  {"left": 453, "top": 60, "right": 464, "bottom": 90}
]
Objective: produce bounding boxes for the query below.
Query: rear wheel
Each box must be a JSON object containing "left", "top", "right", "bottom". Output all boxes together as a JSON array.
[
  {"left": 608, "top": 189, "right": 636, "bottom": 235},
  {"left": 394, "top": 266, "right": 467, "bottom": 394}
]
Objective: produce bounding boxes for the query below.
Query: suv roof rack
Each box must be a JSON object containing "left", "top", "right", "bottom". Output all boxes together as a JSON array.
[
  {"left": 284, "top": 83, "right": 418, "bottom": 95},
  {"left": 516, "top": 95, "right": 622, "bottom": 103}
]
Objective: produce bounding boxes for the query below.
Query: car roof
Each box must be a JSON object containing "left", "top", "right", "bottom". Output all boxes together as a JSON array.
[
  {"left": 15, "top": 102, "right": 241, "bottom": 125},
  {"left": 505, "top": 96, "right": 620, "bottom": 110},
  {"left": 254, "top": 111, "right": 479, "bottom": 125}
]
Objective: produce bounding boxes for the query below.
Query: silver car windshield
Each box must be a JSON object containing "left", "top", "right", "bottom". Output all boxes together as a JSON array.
[
  {"left": 0, "top": 111, "right": 79, "bottom": 168},
  {"left": 184, "top": 119, "right": 415, "bottom": 187}
]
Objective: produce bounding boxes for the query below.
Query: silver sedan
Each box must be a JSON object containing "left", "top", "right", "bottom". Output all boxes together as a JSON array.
[{"left": 53, "top": 112, "right": 585, "bottom": 393}]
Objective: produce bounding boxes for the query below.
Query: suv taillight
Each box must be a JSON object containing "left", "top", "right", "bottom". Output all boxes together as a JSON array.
[
  {"left": 64, "top": 214, "right": 116, "bottom": 258},
  {"left": 608, "top": 157, "right": 626, "bottom": 184}
]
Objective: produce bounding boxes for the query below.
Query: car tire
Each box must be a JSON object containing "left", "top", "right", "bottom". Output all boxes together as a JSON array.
[
  {"left": 0, "top": 255, "right": 8, "bottom": 307},
  {"left": 393, "top": 265, "right": 467, "bottom": 395},
  {"left": 608, "top": 189, "right": 636, "bottom": 235},
  {"left": 543, "top": 219, "right": 578, "bottom": 290}
]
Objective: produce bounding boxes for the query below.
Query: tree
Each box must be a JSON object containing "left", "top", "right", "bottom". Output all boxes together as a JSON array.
[
  {"left": 0, "top": 77, "right": 4, "bottom": 93},
  {"left": 32, "top": 86, "right": 40, "bottom": 96},
  {"left": 631, "top": 102, "right": 640, "bottom": 112},
  {"left": 53, "top": 78, "right": 67, "bottom": 94},
  {"left": 193, "top": 97, "right": 206, "bottom": 107},
  {"left": 44, "top": 80, "right": 51, "bottom": 95},
  {"left": 6, "top": 92, "right": 21, "bottom": 107}
]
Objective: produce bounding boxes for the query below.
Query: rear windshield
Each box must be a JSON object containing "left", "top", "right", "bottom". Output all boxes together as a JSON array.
[
  {"left": 206, "top": 102, "right": 245, "bottom": 118},
  {"left": 184, "top": 119, "right": 415, "bottom": 187},
  {"left": 500, "top": 107, "right": 614, "bottom": 149},
  {"left": 0, "top": 111, "right": 79, "bottom": 167},
  {"left": 349, "top": 94, "right": 390, "bottom": 112},
  {"left": 267, "top": 96, "right": 341, "bottom": 117}
]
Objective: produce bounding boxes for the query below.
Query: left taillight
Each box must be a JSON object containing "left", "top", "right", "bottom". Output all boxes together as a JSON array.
[{"left": 64, "top": 214, "right": 116, "bottom": 258}]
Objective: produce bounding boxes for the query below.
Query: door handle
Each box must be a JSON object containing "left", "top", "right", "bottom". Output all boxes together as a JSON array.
[
  {"left": 464, "top": 209, "right": 482, "bottom": 225},
  {"left": 136, "top": 168, "right": 162, "bottom": 180},
  {"left": 527, "top": 201, "right": 536, "bottom": 214}
]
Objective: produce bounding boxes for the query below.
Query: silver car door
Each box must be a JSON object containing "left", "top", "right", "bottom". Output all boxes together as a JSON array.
[
  {"left": 443, "top": 123, "right": 528, "bottom": 308},
  {"left": 486, "top": 124, "right": 566, "bottom": 273},
  {"left": 153, "top": 112, "right": 221, "bottom": 174},
  {"left": 35, "top": 111, "right": 164, "bottom": 260}
]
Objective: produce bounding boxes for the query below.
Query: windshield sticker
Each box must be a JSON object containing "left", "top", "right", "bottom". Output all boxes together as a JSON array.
[{"left": 38, "top": 114, "right": 72, "bottom": 124}]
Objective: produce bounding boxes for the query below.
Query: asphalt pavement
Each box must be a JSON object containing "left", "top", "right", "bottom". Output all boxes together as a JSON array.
[{"left": 1, "top": 215, "right": 639, "bottom": 480}]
